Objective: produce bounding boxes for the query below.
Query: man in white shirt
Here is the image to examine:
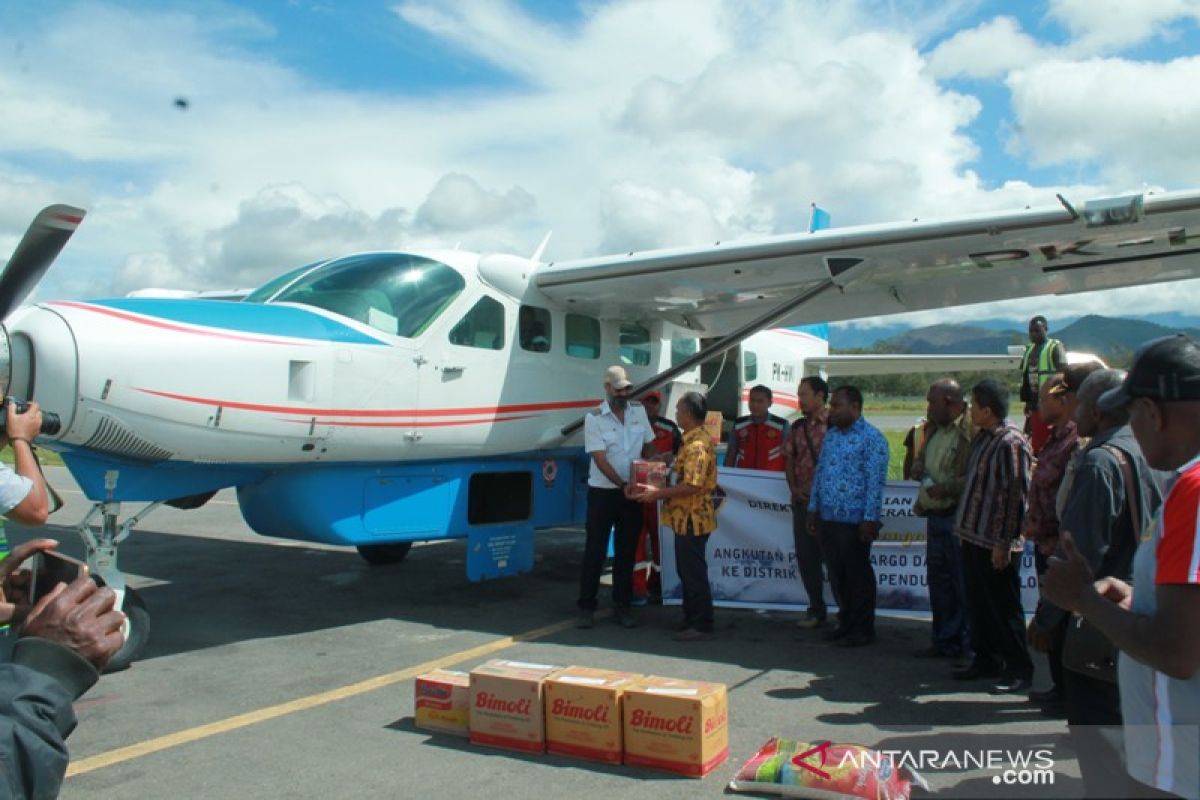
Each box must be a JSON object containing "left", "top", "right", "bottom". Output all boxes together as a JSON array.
[{"left": 578, "top": 365, "right": 656, "bottom": 629}]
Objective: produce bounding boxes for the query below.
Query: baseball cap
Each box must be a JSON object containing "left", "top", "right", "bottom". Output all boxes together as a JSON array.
[
  {"left": 1098, "top": 334, "right": 1200, "bottom": 412},
  {"left": 641, "top": 390, "right": 663, "bottom": 403},
  {"left": 604, "top": 365, "right": 633, "bottom": 390}
]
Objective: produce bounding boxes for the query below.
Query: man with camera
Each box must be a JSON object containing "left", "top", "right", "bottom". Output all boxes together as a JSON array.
[{"left": 0, "top": 400, "right": 125, "bottom": 799}]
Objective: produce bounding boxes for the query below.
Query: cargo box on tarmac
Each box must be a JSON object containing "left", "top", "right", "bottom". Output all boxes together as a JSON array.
[
  {"left": 469, "top": 659, "right": 561, "bottom": 754},
  {"left": 544, "top": 666, "right": 640, "bottom": 764},
  {"left": 414, "top": 669, "right": 470, "bottom": 737},
  {"left": 622, "top": 676, "right": 729, "bottom": 777}
]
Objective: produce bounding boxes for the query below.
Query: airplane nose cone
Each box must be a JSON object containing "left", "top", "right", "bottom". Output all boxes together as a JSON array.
[{"left": 6, "top": 305, "right": 79, "bottom": 438}]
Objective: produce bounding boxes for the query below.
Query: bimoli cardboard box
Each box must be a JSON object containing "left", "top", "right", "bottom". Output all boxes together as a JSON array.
[
  {"left": 622, "top": 676, "right": 729, "bottom": 777},
  {"left": 469, "top": 659, "right": 560, "bottom": 753},
  {"left": 414, "top": 669, "right": 470, "bottom": 737},
  {"left": 544, "top": 666, "right": 640, "bottom": 764}
]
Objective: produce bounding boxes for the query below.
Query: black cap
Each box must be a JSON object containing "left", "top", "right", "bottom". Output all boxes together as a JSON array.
[{"left": 1098, "top": 334, "right": 1200, "bottom": 412}]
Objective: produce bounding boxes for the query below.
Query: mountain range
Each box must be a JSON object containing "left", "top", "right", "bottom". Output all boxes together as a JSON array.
[{"left": 833, "top": 315, "right": 1200, "bottom": 366}]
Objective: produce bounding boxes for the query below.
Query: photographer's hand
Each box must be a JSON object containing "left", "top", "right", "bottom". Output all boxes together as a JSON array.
[
  {"left": 0, "top": 537, "right": 59, "bottom": 625},
  {"left": 3, "top": 400, "right": 49, "bottom": 526},
  {"left": 21, "top": 575, "right": 125, "bottom": 670}
]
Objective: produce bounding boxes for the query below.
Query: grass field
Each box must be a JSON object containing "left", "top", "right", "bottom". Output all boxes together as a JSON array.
[{"left": 883, "top": 429, "right": 908, "bottom": 481}]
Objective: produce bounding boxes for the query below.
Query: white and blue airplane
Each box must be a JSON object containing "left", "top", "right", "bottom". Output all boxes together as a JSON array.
[{"left": 2, "top": 189, "right": 1198, "bottom": 667}]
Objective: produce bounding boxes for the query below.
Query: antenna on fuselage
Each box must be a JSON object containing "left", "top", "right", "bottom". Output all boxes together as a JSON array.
[{"left": 530, "top": 231, "right": 552, "bottom": 265}]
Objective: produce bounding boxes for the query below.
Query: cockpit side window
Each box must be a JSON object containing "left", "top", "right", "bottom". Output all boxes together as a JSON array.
[
  {"left": 519, "top": 305, "right": 552, "bottom": 353},
  {"left": 248, "top": 254, "right": 466, "bottom": 338},
  {"left": 449, "top": 296, "right": 506, "bottom": 350}
]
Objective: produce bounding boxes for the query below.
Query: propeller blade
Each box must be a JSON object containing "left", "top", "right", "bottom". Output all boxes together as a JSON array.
[{"left": 0, "top": 204, "right": 86, "bottom": 321}]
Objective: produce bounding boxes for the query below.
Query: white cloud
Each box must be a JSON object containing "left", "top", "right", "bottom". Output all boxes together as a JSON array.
[
  {"left": 1048, "top": 0, "right": 1200, "bottom": 54},
  {"left": 926, "top": 16, "right": 1047, "bottom": 80},
  {"left": 415, "top": 173, "right": 535, "bottom": 232},
  {"left": 1006, "top": 56, "right": 1200, "bottom": 186}
]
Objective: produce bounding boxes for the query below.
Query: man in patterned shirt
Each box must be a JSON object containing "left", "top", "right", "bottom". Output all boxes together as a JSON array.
[
  {"left": 953, "top": 378, "right": 1035, "bottom": 694},
  {"left": 632, "top": 392, "right": 718, "bottom": 641},
  {"left": 1045, "top": 334, "right": 1200, "bottom": 799},
  {"left": 807, "top": 385, "right": 889, "bottom": 647},
  {"left": 785, "top": 376, "right": 829, "bottom": 629}
]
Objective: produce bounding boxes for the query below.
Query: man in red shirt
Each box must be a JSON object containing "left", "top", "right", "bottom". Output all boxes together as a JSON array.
[
  {"left": 785, "top": 376, "right": 830, "bottom": 628},
  {"left": 632, "top": 391, "right": 681, "bottom": 604},
  {"left": 725, "top": 385, "right": 789, "bottom": 471}
]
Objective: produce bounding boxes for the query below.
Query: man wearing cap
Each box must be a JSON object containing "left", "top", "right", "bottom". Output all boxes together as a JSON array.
[
  {"left": 1019, "top": 316, "right": 1068, "bottom": 453},
  {"left": 631, "top": 390, "right": 681, "bottom": 605},
  {"left": 724, "top": 385, "right": 789, "bottom": 472},
  {"left": 911, "top": 378, "right": 974, "bottom": 659},
  {"left": 1044, "top": 334, "right": 1200, "bottom": 799},
  {"left": 578, "top": 365, "right": 657, "bottom": 630}
]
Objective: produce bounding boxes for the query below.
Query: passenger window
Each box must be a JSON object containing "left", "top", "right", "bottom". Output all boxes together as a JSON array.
[
  {"left": 519, "top": 305, "right": 552, "bottom": 353},
  {"left": 744, "top": 350, "right": 758, "bottom": 381},
  {"left": 449, "top": 296, "right": 505, "bottom": 350},
  {"left": 619, "top": 323, "right": 651, "bottom": 366},
  {"left": 565, "top": 314, "right": 601, "bottom": 359}
]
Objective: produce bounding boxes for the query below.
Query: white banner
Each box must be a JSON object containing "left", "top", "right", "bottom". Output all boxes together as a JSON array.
[{"left": 659, "top": 467, "right": 1039, "bottom": 617}]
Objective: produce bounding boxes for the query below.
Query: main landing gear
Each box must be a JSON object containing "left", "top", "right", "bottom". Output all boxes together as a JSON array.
[{"left": 73, "top": 499, "right": 162, "bottom": 672}]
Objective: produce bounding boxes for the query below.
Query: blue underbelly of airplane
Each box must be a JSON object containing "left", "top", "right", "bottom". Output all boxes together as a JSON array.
[{"left": 55, "top": 447, "right": 590, "bottom": 547}]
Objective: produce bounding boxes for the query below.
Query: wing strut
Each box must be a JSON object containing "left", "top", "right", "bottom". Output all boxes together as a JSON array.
[{"left": 559, "top": 278, "right": 838, "bottom": 437}]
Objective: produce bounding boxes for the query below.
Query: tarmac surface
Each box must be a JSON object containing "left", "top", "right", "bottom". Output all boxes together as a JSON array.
[{"left": 6, "top": 466, "right": 1089, "bottom": 799}]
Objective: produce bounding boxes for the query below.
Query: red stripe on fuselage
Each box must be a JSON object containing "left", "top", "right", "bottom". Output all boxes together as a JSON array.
[
  {"left": 50, "top": 301, "right": 312, "bottom": 346},
  {"left": 133, "top": 387, "right": 597, "bottom": 419},
  {"left": 280, "top": 415, "right": 537, "bottom": 428}
]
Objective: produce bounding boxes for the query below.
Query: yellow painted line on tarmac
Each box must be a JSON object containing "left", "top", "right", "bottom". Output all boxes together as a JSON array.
[{"left": 67, "top": 616, "right": 577, "bottom": 777}]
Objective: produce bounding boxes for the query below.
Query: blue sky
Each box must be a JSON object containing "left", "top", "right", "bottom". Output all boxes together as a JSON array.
[{"left": 2, "top": 1, "right": 1200, "bottom": 327}]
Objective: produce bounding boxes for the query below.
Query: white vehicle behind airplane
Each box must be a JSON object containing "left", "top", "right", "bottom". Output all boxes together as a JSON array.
[{"left": 2, "top": 189, "right": 1198, "bottom": 667}]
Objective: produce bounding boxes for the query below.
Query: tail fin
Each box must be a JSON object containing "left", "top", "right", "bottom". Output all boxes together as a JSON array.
[{"left": 808, "top": 204, "right": 831, "bottom": 233}]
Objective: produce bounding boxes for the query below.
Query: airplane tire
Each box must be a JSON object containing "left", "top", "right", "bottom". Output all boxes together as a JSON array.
[
  {"left": 103, "top": 588, "right": 150, "bottom": 674},
  {"left": 356, "top": 542, "right": 413, "bottom": 565}
]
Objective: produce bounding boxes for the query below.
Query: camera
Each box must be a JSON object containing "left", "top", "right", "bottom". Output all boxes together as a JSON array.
[{"left": 0, "top": 397, "right": 61, "bottom": 436}]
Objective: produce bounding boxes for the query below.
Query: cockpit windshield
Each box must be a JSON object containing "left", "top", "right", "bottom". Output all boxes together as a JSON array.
[{"left": 245, "top": 254, "right": 466, "bottom": 338}]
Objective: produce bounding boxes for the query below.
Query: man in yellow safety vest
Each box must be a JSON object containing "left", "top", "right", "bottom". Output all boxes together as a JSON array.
[{"left": 1019, "top": 315, "right": 1068, "bottom": 453}]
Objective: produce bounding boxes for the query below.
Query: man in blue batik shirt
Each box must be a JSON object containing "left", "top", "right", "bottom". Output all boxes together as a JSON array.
[{"left": 807, "top": 385, "right": 889, "bottom": 647}]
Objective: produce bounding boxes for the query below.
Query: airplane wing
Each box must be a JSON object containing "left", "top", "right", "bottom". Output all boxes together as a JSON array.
[{"left": 534, "top": 190, "right": 1200, "bottom": 333}]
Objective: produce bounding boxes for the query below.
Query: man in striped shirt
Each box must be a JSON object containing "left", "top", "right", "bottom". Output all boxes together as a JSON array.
[
  {"left": 1045, "top": 334, "right": 1200, "bottom": 799},
  {"left": 952, "top": 378, "right": 1035, "bottom": 694}
]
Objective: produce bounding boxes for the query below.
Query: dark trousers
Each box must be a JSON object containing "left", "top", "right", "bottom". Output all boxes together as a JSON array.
[
  {"left": 791, "top": 506, "right": 827, "bottom": 618},
  {"left": 926, "top": 512, "right": 969, "bottom": 655},
  {"left": 578, "top": 487, "right": 642, "bottom": 611},
  {"left": 674, "top": 527, "right": 714, "bottom": 632},
  {"left": 1034, "top": 549, "right": 1069, "bottom": 689},
  {"left": 961, "top": 540, "right": 1033, "bottom": 678},
  {"left": 819, "top": 520, "right": 875, "bottom": 636}
]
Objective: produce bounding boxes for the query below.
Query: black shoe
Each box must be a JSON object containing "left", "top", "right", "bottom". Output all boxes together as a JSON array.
[
  {"left": 1028, "top": 686, "right": 1062, "bottom": 704},
  {"left": 576, "top": 610, "right": 595, "bottom": 629},
  {"left": 671, "top": 627, "right": 712, "bottom": 642},
  {"left": 822, "top": 626, "right": 851, "bottom": 642},
  {"left": 952, "top": 662, "right": 1003, "bottom": 681},
  {"left": 614, "top": 608, "right": 638, "bottom": 629},
  {"left": 836, "top": 632, "right": 874, "bottom": 648},
  {"left": 795, "top": 611, "right": 827, "bottom": 630},
  {"left": 990, "top": 676, "right": 1033, "bottom": 695}
]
